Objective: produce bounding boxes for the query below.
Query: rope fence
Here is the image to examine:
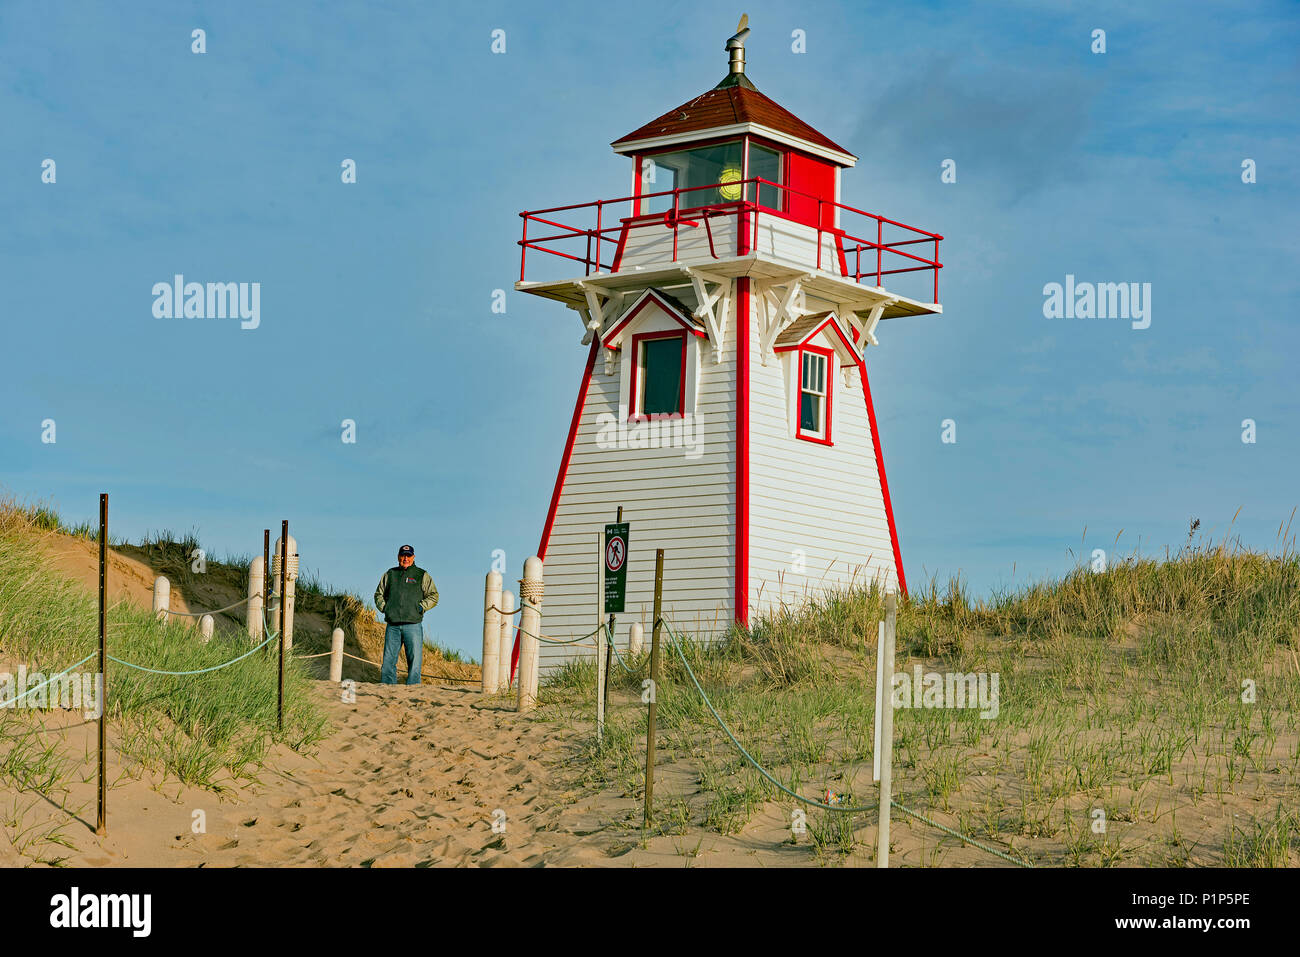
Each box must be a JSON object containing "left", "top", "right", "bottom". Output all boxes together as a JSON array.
[
  {"left": 659, "top": 618, "right": 877, "bottom": 815},
  {"left": 161, "top": 593, "right": 256, "bottom": 618},
  {"left": 338, "top": 650, "right": 479, "bottom": 684},
  {"left": 0, "top": 652, "right": 99, "bottom": 710},
  {"left": 659, "top": 615, "right": 1034, "bottom": 866},
  {"left": 109, "top": 631, "right": 278, "bottom": 676}
]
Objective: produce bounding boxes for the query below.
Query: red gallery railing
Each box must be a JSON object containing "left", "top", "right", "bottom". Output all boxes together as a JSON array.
[{"left": 519, "top": 177, "right": 944, "bottom": 303}]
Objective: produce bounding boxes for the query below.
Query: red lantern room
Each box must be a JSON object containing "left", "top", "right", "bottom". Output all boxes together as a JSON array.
[
  {"left": 612, "top": 30, "right": 850, "bottom": 236},
  {"left": 514, "top": 18, "right": 944, "bottom": 675}
]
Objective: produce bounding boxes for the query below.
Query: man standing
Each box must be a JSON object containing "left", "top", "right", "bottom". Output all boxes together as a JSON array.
[{"left": 374, "top": 545, "right": 439, "bottom": 685}]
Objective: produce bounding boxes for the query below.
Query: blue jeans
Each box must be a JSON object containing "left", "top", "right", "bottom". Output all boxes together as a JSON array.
[{"left": 381, "top": 623, "right": 423, "bottom": 685}]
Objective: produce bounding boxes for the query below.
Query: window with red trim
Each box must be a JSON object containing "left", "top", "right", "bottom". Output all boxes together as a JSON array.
[
  {"left": 796, "top": 347, "right": 832, "bottom": 444},
  {"left": 634, "top": 138, "right": 786, "bottom": 215},
  {"left": 630, "top": 330, "right": 686, "bottom": 418},
  {"left": 749, "top": 143, "right": 783, "bottom": 210}
]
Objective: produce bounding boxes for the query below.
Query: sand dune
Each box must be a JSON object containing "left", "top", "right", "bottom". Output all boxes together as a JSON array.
[{"left": 3, "top": 532, "right": 970, "bottom": 868}]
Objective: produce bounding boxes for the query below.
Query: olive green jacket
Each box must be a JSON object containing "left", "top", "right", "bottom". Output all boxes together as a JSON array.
[{"left": 375, "top": 565, "right": 438, "bottom": 624}]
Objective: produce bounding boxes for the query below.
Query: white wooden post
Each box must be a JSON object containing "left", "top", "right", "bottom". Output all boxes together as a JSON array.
[
  {"left": 596, "top": 532, "right": 606, "bottom": 743},
  {"left": 247, "top": 555, "right": 264, "bottom": 644},
  {"left": 330, "top": 627, "right": 344, "bottom": 682},
  {"left": 877, "top": 592, "right": 897, "bottom": 868},
  {"left": 497, "top": 590, "right": 515, "bottom": 690},
  {"left": 482, "top": 571, "right": 503, "bottom": 694},
  {"left": 199, "top": 614, "right": 214, "bottom": 642},
  {"left": 629, "top": 622, "right": 644, "bottom": 656},
  {"left": 517, "top": 556, "right": 543, "bottom": 713},
  {"left": 152, "top": 576, "right": 170, "bottom": 623},
  {"left": 273, "top": 534, "right": 298, "bottom": 651},
  {"left": 873, "top": 619, "right": 885, "bottom": 783}
]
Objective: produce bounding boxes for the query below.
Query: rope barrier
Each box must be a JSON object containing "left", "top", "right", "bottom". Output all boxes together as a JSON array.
[
  {"left": 0, "top": 652, "right": 98, "bottom": 709},
  {"left": 292, "top": 651, "right": 333, "bottom": 660},
  {"left": 659, "top": 615, "right": 1033, "bottom": 865},
  {"left": 262, "top": 607, "right": 281, "bottom": 643},
  {"left": 519, "top": 622, "right": 605, "bottom": 646},
  {"left": 888, "top": 799, "right": 1032, "bottom": 868},
  {"left": 161, "top": 593, "right": 257, "bottom": 618},
  {"left": 109, "top": 631, "right": 278, "bottom": 676},
  {"left": 338, "top": 651, "right": 479, "bottom": 684},
  {"left": 487, "top": 604, "right": 522, "bottom": 617},
  {"left": 659, "top": 618, "right": 876, "bottom": 814},
  {"left": 0, "top": 605, "right": 281, "bottom": 707},
  {"left": 603, "top": 623, "right": 639, "bottom": 675}
]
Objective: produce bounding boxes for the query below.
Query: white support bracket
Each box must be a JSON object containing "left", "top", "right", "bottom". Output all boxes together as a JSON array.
[
  {"left": 757, "top": 274, "right": 812, "bottom": 365},
  {"left": 843, "top": 296, "right": 897, "bottom": 358},
  {"left": 576, "top": 281, "right": 610, "bottom": 336},
  {"left": 576, "top": 281, "right": 625, "bottom": 372},
  {"left": 683, "top": 266, "right": 733, "bottom": 363},
  {"left": 573, "top": 305, "right": 596, "bottom": 344}
]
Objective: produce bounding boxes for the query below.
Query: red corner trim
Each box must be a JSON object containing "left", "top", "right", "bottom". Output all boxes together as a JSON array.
[
  {"left": 857, "top": 355, "right": 907, "bottom": 597},
  {"left": 735, "top": 277, "right": 751, "bottom": 624},
  {"left": 510, "top": 337, "right": 600, "bottom": 681}
]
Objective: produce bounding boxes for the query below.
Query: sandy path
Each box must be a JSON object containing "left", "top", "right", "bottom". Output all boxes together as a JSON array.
[
  {"left": 6, "top": 680, "right": 633, "bottom": 868},
  {"left": 4, "top": 529, "right": 989, "bottom": 868},
  {"left": 5, "top": 673, "right": 1017, "bottom": 868}
]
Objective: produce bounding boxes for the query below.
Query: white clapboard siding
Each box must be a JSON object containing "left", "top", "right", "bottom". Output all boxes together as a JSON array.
[
  {"left": 615, "top": 216, "right": 740, "bottom": 272},
  {"left": 537, "top": 297, "right": 737, "bottom": 673},
  {"left": 747, "top": 321, "right": 898, "bottom": 619},
  {"left": 615, "top": 213, "right": 840, "bottom": 277},
  {"left": 749, "top": 216, "right": 842, "bottom": 275}
]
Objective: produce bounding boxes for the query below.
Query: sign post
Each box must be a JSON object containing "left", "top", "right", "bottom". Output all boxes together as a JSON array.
[
  {"left": 598, "top": 519, "right": 629, "bottom": 744},
  {"left": 603, "top": 522, "right": 629, "bottom": 614},
  {"left": 596, "top": 531, "right": 606, "bottom": 744},
  {"left": 605, "top": 508, "right": 624, "bottom": 713}
]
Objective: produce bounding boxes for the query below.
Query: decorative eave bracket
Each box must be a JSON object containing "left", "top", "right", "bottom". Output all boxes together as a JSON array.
[
  {"left": 574, "top": 281, "right": 626, "bottom": 373},
  {"left": 756, "top": 274, "right": 813, "bottom": 366},
  {"left": 841, "top": 296, "right": 898, "bottom": 360},
  {"left": 683, "top": 267, "right": 733, "bottom": 363}
]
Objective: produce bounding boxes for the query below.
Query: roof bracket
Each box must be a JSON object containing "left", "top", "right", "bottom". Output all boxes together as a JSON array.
[
  {"left": 844, "top": 296, "right": 897, "bottom": 357},
  {"left": 577, "top": 281, "right": 609, "bottom": 335},
  {"left": 573, "top": 305, "right": 596, "bottom": 344},
  {"left": 684, "top": 267, "right": 732, "bottom": 363},
  {"left": 757, "top": 274, "right": 811, "bottom": 365},
  {"left": 577, "top": 281, "right": 627, "bottom": 360}
]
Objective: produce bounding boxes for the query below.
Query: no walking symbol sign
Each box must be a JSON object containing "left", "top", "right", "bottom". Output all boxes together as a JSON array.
[{"left": 604, "top": 522, "right": 629, "bottom": 614}]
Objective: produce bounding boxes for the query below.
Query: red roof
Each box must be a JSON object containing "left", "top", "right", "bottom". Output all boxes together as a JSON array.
[{"left": 611, "top": 78, "right": 854, "bottom": 162}]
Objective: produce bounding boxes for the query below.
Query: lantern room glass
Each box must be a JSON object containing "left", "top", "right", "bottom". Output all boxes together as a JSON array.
[
  {"left": 748, "top": 143, "right": 782, "bottom": 209},
  {"left": 641, "top": 141, "right": 744, "bottom": 213}
]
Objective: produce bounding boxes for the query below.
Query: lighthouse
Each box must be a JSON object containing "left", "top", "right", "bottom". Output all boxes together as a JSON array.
[{"left": 515, "top": 19, "right": 943, "bottom": 671}]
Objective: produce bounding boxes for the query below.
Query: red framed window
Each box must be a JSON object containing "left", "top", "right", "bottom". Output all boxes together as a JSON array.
[
  {"left": 748, "top": 141, "right": 784, "bottom": 211},
  {"left": 633, "top": 137, "right": 787, "bottom": 216},
  {"left": 796, "top": 346, "right": 832, "bottom": 444},
  {"left": 629, "top": 330, "right": 686, "bottom": 418}
]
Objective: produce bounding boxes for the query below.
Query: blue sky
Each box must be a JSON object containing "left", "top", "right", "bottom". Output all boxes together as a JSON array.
[{"left": 2, "top": 0, "right": 1297, "bottom": 659}]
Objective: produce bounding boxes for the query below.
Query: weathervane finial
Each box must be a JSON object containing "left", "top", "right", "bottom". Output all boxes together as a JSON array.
[{"left": 726, "top": 14, "right": 751, "bottom": 75}]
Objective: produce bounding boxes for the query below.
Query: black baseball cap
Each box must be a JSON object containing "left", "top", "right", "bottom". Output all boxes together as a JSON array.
[{"left": 398, "top": 544, "right": 415, "bottom": 557}]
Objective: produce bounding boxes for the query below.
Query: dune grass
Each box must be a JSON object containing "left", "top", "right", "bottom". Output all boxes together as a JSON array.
[
  {"left": 540, "top": 532, "right": 1300, "bottom": 866},
  {"left": 0, "top": 501, "right": 329, "bottom": 863}
]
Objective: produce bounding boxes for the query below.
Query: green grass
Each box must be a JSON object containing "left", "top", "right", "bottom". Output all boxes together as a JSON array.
[
  {"left": 0, "top": 501, "right": 329, "bottom": 862},
  {"left": 539, "top": 530, "right": 1300, "bottom": 867}
]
